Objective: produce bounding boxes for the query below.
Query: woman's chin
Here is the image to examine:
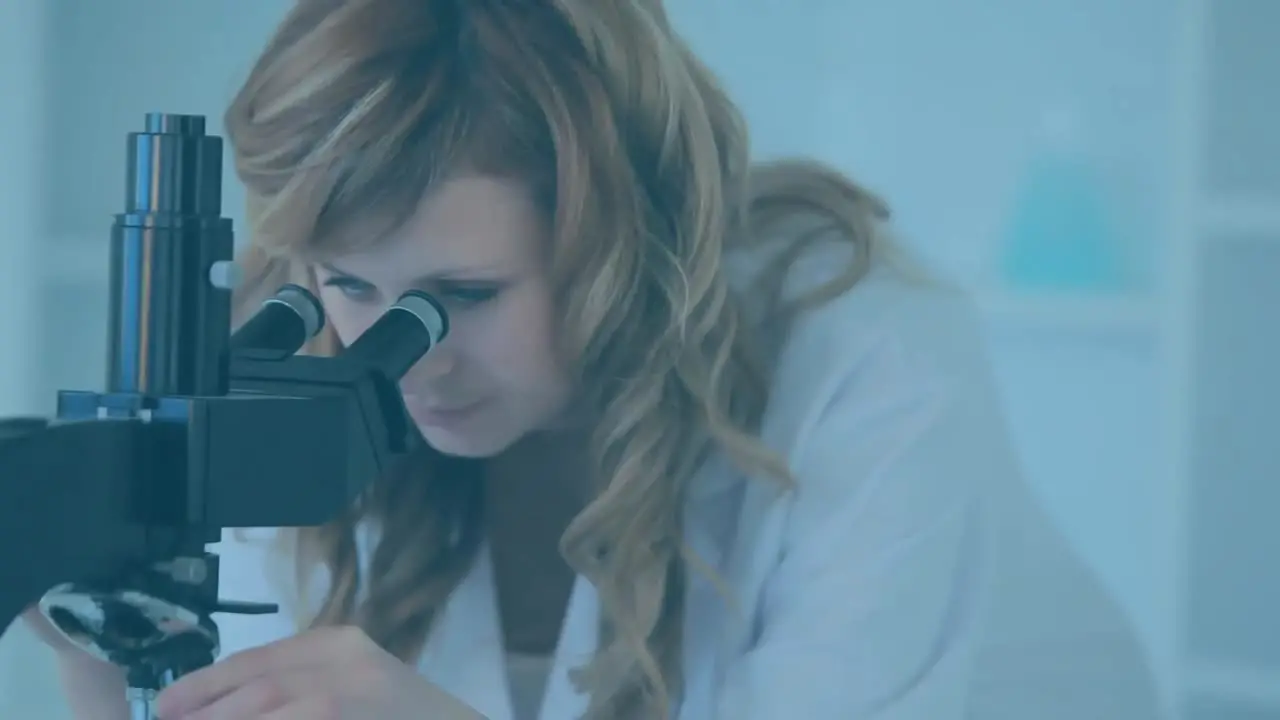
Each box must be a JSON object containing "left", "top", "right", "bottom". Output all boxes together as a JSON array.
[{"left": 417, "top": 424, "right": 510, "bottom": 460}]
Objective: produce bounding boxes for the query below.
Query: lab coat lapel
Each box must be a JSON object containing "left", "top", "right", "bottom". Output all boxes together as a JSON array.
[
  {"left": 536, "top": 451, "right": 753, "bottom": 720},
  {"left": 416, "top": 547, "right": 515, "bottom": 720},
  {"left": 539, "top": 464, "right": 745, "bottom": 720},
  {"left": 536, "top": 574, "right": 598, "bottom": 718},
  {"left": 414, "top": 547, "right": 602, "bottom": 720},
  {"left": 707, "top": 411, "right": 793, "bottom": 673},
  {"left": 709, "top": 315, "right": 842, "bottom": 674},
  {"left": 678, "top": 452, "right": 745, "bottom": 717}
]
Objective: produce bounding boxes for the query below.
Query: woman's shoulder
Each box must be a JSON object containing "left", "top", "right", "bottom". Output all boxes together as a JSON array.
[
  {"left": 697, "top": 237, "right": 1011, "bottom": 542},
  {"left": 730, "top": 236, "right": 996, "bottom": 450},
  {"left": 790, "top": 262, "right": 981, "bottom": 373}
]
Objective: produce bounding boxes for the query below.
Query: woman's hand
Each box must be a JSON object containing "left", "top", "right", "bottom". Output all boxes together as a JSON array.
[
  {"left": 154, "top": 625, "right": 485, "bottom": 719},
  {"left": 21, "top": 605, "right": 84, "bottom": 655}
]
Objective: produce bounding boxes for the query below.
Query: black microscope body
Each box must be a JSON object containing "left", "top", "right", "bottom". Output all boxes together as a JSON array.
[{"left": 0, "top": 114, "right": 447, "bottom": 715}]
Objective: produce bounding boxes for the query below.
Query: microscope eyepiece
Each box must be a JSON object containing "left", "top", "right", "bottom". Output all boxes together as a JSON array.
[
  {"left": 341, "top": 291, "right": 449, "bottom": 380},
  {"left": 126, "top": 112, "right": 221, "bottom": 217},
  {"left": 231, "top": 284, "right": 326, "bottom": 358}
]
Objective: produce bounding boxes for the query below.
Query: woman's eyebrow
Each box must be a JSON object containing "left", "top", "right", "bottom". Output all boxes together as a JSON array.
[{"left": 317, "top": 261, "right": 510, "bottom": 283}]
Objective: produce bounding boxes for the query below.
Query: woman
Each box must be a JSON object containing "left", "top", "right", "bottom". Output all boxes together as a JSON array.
[{"left": 33, "top": 0, "right": 1160, "bottom": 718}]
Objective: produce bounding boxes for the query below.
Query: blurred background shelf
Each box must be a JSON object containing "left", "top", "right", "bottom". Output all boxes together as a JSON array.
[
  {"left": 976, "top": 289, "right": 1160, "bottom": 339},
  {"left": 1183, "top": 657, "right": 1280, "bottom": 710},
  {"left": 1199, "top": 200, "right": 1280, "bottom": 238}
]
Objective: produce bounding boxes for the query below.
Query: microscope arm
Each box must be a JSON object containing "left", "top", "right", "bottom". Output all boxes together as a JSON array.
[
  {"left": 0, "top": 351, "right": 427, "bottom": 645},
  {"left": 0, "top": 418, "right": 151, "bottom": 634}
]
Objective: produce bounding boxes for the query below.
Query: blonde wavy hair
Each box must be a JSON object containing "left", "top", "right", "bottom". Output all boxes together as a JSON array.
[{"left": 224, "top": 0, "right": 890, "bottom": 716}]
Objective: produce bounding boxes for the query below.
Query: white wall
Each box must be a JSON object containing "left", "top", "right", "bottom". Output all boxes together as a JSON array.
[
  {"left": 39, "top": 1, "right": 293, "bottom": 243},
  {"left": 670, "top": 0, "right": 1175, "bottom": 284},
  {"left": 0, "top": 0, "right": 48, "bottom": 417},
  {"left": 0, "top": 3, "right": 55, "bottom": 716}
]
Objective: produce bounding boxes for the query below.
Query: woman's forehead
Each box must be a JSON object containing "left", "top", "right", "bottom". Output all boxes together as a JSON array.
[{"left": 320, "top": 176, "right": 547, "bottom": 281}]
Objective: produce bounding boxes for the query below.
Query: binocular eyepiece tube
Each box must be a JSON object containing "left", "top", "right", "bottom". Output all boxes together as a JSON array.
[
  {"left": 230, "top": 284, "right": 326, "bottom": 359},
  {"left": 232, "top": 285, "right": 449, "bottom": 377}
]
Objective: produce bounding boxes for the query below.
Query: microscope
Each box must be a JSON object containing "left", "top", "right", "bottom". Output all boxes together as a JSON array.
[{"left": 0, "top": 113, "right": 448, "bottom": 718}]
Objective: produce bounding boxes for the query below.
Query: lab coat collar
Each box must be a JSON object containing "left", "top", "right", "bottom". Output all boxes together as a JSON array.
[{"left": 415, "top": 543, "right": 598, "bottom": 720}]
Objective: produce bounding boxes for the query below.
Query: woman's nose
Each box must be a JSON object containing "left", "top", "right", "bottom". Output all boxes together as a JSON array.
[{"left": 406, "top": 343, "right": 456, "bottom": 382}]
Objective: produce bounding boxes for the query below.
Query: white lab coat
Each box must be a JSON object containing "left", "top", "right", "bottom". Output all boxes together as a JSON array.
[{"left": 213, "top": 241, "right": 1161, "bottom": 719}]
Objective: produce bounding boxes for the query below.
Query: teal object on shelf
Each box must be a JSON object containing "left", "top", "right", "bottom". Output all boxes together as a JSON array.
[{"left": 999, "top": 147, "right": 1122, "bottom": 292}]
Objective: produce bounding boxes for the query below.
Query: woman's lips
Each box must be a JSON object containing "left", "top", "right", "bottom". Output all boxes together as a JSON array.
[{"left": 406, "top": 398, "right": 486, "bottom": 427}]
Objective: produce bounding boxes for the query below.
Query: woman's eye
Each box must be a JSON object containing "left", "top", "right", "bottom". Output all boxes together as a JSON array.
[
  {"left": 440, "top": 287, "right": 499, "bottom": 307},
  {"left": 322, "top": 277, "right": 377, "bottom": 302}
]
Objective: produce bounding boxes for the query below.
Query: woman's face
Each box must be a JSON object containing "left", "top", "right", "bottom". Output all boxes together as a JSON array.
[{"left": 313, "top": 175, "right": 573, "bottom": 458}]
